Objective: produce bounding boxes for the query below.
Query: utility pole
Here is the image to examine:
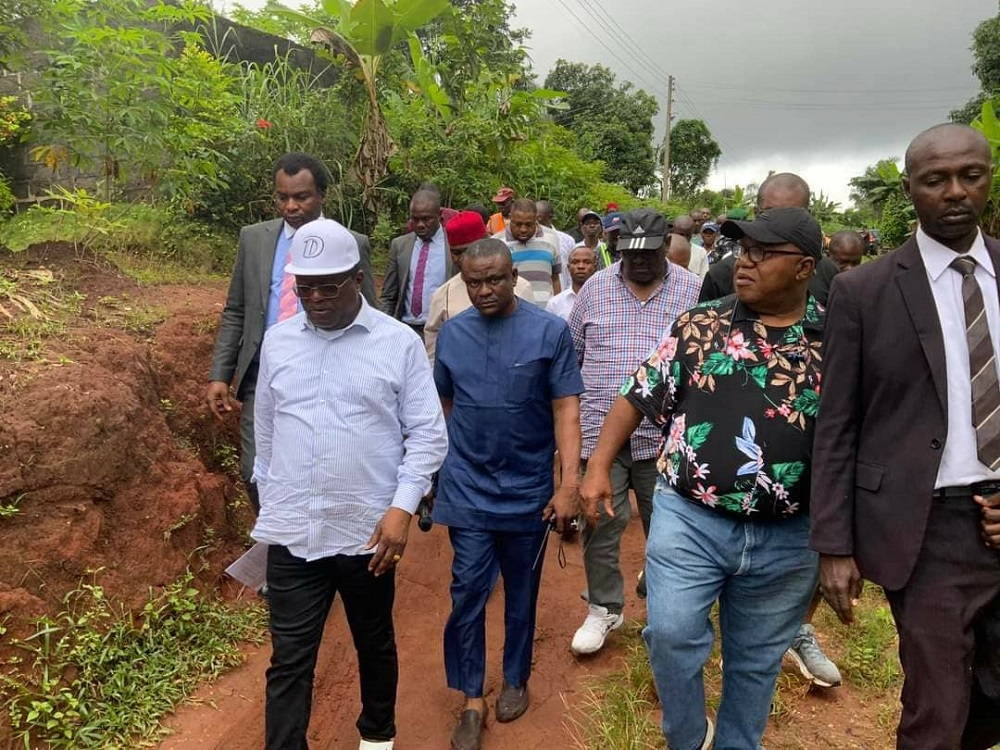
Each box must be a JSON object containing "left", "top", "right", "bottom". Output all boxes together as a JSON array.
[{"left": 660, "top": 75, "right": 674, "bottom": 203}]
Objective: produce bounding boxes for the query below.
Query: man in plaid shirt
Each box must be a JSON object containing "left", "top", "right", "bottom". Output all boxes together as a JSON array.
[{"left": 568, "top": 208, "right": 701, "bottom": 655}]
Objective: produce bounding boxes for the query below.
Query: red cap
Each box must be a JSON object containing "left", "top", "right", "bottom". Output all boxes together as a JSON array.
[
  {"left": 492, "top": 187, "right": 515, "bottom": 203},
  {"left": 606, "top": 202, "right": 619, "bottom": 212},
  {"left": 445, "top": 211, "right": 488, "bottom": 248}
]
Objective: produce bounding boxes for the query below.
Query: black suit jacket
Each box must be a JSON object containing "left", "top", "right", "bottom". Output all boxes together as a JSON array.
[
  {"left": 810, "top": 233, "right": 1000, "bottom": 590},
  {"left": 209, "top": 218, "right": 377, "bottom": 395}
]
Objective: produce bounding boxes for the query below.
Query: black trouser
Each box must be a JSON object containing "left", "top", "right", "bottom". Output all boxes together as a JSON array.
[
  {"left": 265, "top": 545, "right": 397, "bottom": 749},
  {"left": 884, "top": 494, "right": 1000, "bottom": 750}
]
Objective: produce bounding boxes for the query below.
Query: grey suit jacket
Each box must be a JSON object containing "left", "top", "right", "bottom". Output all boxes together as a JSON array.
[
  {"left": 209, "top": 218, "right": 377, "bottom": 396},
  {"left": 810, "top": 233, "right": 1000, "bottom": 590},
  {"left": 379, "top": 231, "right": 453, "bottom": 320}
]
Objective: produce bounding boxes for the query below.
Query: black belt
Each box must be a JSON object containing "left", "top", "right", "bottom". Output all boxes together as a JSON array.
[{"left": 932, "top": 481, "right": 1000, "bottom": 498}]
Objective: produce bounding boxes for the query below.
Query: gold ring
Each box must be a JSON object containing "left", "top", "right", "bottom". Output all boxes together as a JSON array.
[{"left": 392, "top": 554, "right": 402, "bottom": 562}]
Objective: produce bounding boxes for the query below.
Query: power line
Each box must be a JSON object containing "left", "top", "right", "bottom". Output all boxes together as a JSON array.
[{"left": 548, "top": 0, "right": 664, "bottom": 95}]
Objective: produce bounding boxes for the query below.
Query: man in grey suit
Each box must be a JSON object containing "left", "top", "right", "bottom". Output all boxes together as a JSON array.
[
  {"left": 380, "top": 188, "right": 453, "bottom": 338},
  {"left": 206, "top": 152, "right": 376, "bottom": 511}
]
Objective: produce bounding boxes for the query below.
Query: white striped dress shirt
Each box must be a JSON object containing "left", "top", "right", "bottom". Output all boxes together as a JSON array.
[{"left": 251, "top": 299, "right": 448, "bottom": 560}]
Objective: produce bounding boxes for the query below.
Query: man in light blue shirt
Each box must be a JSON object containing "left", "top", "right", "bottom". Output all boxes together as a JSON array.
[{"left": 253, "top": 218, "right": 448, "bottom": 750}]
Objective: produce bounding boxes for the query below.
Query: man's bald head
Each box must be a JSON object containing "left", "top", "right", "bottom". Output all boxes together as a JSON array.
[
  {"left": 757, "top": 173, "right": 811, "bottom": 212},
  {"left": 828, "top": 230, "right": 865, "bottom": 273},
  {"left": 904, "top": 123, "right": 991, "bottom": 175},
  {"left": 671, "top": 215, "right": 695, "bottom": 240},
  {"left": 667, "top": 234, "right": 692, "bottom": 269},
  {"left": 903, "top": 123, "right": 993, "bottom": 252},
  {"left": 535, "top": 200, "right": 554, "bottom": 227}
]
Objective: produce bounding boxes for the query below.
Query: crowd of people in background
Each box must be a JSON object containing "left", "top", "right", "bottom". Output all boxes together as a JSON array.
[{"left": 206, "top": 122, "right": 1000, "bottom": 750}]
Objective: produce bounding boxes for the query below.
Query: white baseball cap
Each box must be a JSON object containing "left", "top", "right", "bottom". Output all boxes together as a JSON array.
[{"left": 285, "top": 218, "right": 360, "bottom": 276}]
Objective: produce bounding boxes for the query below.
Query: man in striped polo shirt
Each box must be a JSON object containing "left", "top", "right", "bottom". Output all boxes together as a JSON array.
[{"left": 494, "top": 197, "right": 562, "bottom": 304}]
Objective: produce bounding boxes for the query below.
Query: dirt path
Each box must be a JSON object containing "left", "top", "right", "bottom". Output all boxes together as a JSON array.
[{"left": 158, "top": 518, "right": 649, "bottom": 749}]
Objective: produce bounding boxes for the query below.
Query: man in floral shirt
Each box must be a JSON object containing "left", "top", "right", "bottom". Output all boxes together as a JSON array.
[{"left": 580, "top": 207, "right": 825, "bottom": 750}]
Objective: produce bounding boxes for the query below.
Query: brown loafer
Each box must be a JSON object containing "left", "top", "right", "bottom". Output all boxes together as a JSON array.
[
  {"left": 495, "top": 682, "right": 529, "bottom": 723},
  {"left": 450, "top": 705, "right": 487, "bottom": 750}
]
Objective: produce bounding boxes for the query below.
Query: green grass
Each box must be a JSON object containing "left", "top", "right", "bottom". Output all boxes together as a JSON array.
[
  {"left": 577, "top": 592, "right": 898, "bottom": 749},
  {"left": 816, "top": 587, "right": 902, "bottom": 693},
  {"left": 570, "top": 622, "right": 663, "bottom": 749},
  {"left": 0, "top": 199, "right": 237, "bottom": 280},
  {"left": 3, "top": 572, "right": 267, "bottom": 749}
]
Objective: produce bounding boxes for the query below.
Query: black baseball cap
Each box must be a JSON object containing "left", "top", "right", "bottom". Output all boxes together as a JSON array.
[
  {"left": 721, "top": 207, "right": 823, "bottom": 259},
  {"left": 618, "top": 208, "right": 669, "bottom": 251}
]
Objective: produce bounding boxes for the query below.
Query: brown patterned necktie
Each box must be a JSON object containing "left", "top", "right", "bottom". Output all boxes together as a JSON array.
[{"left": 951, "top": 255, "right": 1000, "bottom": 470}]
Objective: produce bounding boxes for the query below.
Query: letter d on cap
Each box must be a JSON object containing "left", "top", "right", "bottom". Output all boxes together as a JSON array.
[{"left": 302, "top": 236, "right": 324, "bottom": 258}]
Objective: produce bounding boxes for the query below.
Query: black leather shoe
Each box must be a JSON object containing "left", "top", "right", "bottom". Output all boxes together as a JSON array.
[
  {"left": 450, "top": 705, "right": 487, "bottom": 750},
  {"left": 495, "top": 682, "right": 529, "bottom": 723}
]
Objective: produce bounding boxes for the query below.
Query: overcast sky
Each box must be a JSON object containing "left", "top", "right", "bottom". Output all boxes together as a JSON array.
[
  {"left": 510, "top": 0, "right": 995, "bottom": 205},
  {"left": 217, "top": 0, "right": 995, "bottom": 206}
]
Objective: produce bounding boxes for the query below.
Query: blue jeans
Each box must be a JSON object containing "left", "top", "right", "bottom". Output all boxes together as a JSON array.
[{"left": 643, "top": 483, "right": 818, "bottom": 750}]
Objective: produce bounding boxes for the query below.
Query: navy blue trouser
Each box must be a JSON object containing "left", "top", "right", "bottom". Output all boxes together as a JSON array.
[
  {"left": 265, "top": 545, "right": 397, "bottom": 749},
  {"left": 444, "top": 525, "right": 548, "bottom": 697}
]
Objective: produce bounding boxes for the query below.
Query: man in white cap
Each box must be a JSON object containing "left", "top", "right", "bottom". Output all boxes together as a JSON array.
[{"left": 251, "top": 218, "right": 448, "bottom": 750}]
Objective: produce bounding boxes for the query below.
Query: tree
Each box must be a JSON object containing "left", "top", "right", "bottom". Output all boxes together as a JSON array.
[
  {"left": 544, "top": 60, "right": 659, "bottom": 195},
  {"left": 417, "top": 0, "right": 529, "bottom": 107},
  {"left": 269, "top": 0, "right": 451, "bottom": 224},
  {"left": 28, "top": 0, "right": 239, "bottom": 203},
  {"left": 667, "top": 119, "right": 721, "bottom": 198},
  {"left": 951, "top": 9, "right": 1000, "bottom": 123},
  {"left": 808, "top": 191, "right": 841, "bottom": 227},
  {"left": 848, "top": 158, "right": 904, "bottom": 218}
]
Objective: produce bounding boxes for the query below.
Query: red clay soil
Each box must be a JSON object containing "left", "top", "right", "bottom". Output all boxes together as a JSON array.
[
  {"left": 157, "top": 523, "right": 650, "bottom": 750},
  {"left": 0, "top": 243, "right": 898, "bottom": 749}
]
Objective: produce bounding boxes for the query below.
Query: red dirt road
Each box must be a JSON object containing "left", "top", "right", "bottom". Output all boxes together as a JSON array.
[{"left": 158, "top": 520, "right": 649, "bottom": 749}]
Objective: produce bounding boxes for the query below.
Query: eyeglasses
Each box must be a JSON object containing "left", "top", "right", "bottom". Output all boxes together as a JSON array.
[
  {"left": 292, "top": 277, "right": 353, "bottom": 299},
  {"left": 733, "top": 245, "right": 806, "bottom": 263}
]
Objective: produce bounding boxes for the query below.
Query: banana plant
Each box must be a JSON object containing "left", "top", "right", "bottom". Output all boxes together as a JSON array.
[
  {"left": 972, "top": 98, "right": 1000, "bottom": 235},
  {"left": 266, "top": 0, "right": 450, "bottom": 224}
]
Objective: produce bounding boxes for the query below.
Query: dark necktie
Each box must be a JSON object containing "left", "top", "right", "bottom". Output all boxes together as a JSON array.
[
  {"left": 951, "top": 255, "right": 1000, "bottom": 470},
  {"left": 411, "top": 240, "right": 431, "bottom": 318}
]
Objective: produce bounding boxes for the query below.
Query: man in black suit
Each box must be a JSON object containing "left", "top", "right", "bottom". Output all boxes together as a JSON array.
[
  {"left": 380, "top": 189, "right": 453, "bottom": 338},
  {"left": 206, "top": 152, "right": 376, "bottom": 511},
  {"left": 699, "top": 173, "right": 839, "bottom": 305},
  {"left": 812, "top": 123, "right": 1000, "bottom": 749}
]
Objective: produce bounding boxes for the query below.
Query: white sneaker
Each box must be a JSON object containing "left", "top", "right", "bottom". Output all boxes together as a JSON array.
[
  {"left": 701, "top": 716, "right": 714, "bottom": 749},
  {"left": 359, "top": 740, "right": 394, "bottom": 750},
  {"left": 571, "top": 604, "right": 624, "bottom": 655}
]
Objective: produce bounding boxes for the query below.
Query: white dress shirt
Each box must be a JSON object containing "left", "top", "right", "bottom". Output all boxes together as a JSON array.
[
  {"left": 546, "top": 287, "right": 578, "bottom": 321},
  {"left": 918, "top": 226, "right": 1000, "bottom": 488},
  {"left": 687, "top": 245, "right": 710, "bottom": 277},
  {"left": 252, "top": 299, "right": 448, "bottom": 560},
  {"left": 554, "top": 228, "right": 576, "bottom": 291}
]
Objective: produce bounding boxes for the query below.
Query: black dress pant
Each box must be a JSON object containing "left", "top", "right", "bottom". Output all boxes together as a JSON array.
[
  {"left": 885, "top": 494, "right": 1000, "bottom": 750},
  {"left": 265, "top": 545, "right": 397, "bottom": 749}
]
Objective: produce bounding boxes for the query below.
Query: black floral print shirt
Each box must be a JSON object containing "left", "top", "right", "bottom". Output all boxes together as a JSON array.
[{"left": 621, "top": 294, "right": 825, "bottom": 520}]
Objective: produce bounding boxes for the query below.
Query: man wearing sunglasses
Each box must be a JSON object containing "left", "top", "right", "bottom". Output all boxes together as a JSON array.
[
  {"left": 581, "top": 207, "right": 826, "bottom": 750},
  {"left": 252, "top": 218, "right": 448, "bottom": 750}
]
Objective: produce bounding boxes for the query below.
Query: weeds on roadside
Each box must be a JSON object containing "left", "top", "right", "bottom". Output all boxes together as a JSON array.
[
  {"left": 0, "top": 493, "right": 23, "bottom": 519},
  {"left": 3, "top": 571, "right": 267, "bottom": 748},
  {"left": 830, "top": 589, "right": 902, "bottom": 692},
  {"left": 576, "top": 609, "right": 806, "bottom": 749},
  {"left": 570, "top": 623, "right": 663, "bottom": 749}
]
